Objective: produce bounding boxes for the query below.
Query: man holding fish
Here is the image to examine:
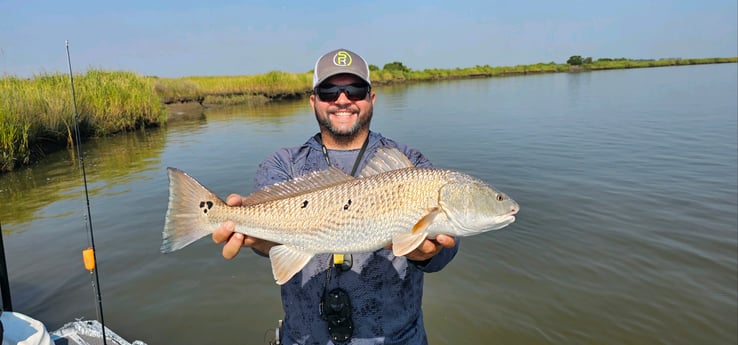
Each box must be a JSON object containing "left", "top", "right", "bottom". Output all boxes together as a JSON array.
[
  {"left": 166, "top": 49, "right": 519, "bottom": 344},
  {"left": 213, "top": 48, "right": 458, "bottom": 344}
]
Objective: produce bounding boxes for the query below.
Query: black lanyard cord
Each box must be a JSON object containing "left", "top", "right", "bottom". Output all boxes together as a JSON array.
[{"left": 319, "top": 134, "right": 370, "bottom": 177}]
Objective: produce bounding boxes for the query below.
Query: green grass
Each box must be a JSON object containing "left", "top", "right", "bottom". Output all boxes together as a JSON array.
[
  {"left": 588, "top": 57, "right": 738, "bottom": 70},
  {"left": 0, "top": 69, "right": 167, "bottom": 171},
  {"left": 153, "top": 70, "right": 314, "bottom": 104},
  {"left": 1, "top": 56, "right": 736, "bottom": 172}
]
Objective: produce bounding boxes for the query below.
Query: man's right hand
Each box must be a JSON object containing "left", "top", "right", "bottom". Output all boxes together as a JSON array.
[{"left": 212, "top": 193, "right": 278, "bottom": 259}]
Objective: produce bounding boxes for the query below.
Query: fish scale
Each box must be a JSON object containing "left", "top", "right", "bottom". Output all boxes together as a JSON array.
[{"left": 222, "top": 168, "right": 445, "bottom": 252}]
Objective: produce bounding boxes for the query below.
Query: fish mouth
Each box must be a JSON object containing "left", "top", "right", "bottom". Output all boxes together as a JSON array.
[
  {"left": 454, "top": 213, "right": 517, "bottom": 235},
  {"left": 491, "top": 214, "right": 516, "bottom": 229}
]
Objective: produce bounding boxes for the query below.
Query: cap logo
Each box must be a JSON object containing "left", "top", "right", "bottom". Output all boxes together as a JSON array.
[{"left": 333, "top": 51, "right": 352, "bottom": 67}]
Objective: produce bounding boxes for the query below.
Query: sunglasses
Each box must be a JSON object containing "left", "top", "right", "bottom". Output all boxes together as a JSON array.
[{"left": 315, "top": 83, "right": 370, "bottom": 102}]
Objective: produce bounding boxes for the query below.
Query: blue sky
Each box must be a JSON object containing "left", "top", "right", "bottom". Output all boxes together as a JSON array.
[{"left": 1, "top": 0, "right": 736, "bottom": 78}]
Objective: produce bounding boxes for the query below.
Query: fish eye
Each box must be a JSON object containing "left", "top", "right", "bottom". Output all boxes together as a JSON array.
[{"left": 496, "top": 194, "right": 505, "bottom": 201}]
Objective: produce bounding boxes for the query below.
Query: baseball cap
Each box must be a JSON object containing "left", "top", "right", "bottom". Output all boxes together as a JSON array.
[{"left": 312, "top": 49, "right": 371, "bottom": 88}]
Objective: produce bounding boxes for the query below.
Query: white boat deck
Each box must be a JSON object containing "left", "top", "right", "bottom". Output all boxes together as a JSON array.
[
  {"left": 0, "top": 311, "right": 145, "bottom": 345},
  {"left": 51, "top": 320, "right": 147, "bottom": 345}
]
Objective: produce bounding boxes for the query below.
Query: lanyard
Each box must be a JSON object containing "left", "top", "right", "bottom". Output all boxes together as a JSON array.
[{"left": 318, "top": 134, "right": 370, "bottom": 177}]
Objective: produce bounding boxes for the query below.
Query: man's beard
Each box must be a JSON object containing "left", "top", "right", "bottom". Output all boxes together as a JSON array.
[{"left": 316, "top": 108, "right": 373, "bottom": 139}]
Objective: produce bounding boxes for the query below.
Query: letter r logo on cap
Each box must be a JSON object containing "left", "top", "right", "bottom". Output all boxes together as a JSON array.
[{"left": 333, "top": 51, "right": 353, "bottom": 67}]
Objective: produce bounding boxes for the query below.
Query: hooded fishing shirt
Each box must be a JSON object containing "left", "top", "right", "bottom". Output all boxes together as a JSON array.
[{"left": 253, "top": 131, "right": 460, "bottom": 345}]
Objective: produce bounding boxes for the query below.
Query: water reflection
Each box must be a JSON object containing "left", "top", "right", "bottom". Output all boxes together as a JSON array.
[{"left": 0, "top": 129, "right": 166, "bottom": 233}]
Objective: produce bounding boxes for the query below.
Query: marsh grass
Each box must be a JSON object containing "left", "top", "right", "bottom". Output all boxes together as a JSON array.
[
  {"left": 152, "top": 63, "right": 573, "bottom": 103},
  {"left": 153, "top": 70, "right": 314, "bottom": 104},
  {"left": 1, "top": 56, "right": 736, "bottom": 172},
  {"left": 0, "top": 69, "right": 166, "bottom": 171},
  {"left": 587, "top": 57, "right": 737, "bottom": 70}
]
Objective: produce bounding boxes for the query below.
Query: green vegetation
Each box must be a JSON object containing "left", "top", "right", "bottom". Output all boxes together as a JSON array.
[
  {"left": 154, "top": 70, "right": 314, "bottom": 104},
  {"left": 1, "top": 69, "right": 166, "bottom": 171},
  {"left": 152, "top": 56, "right": 738, "bottom": 104},
  {"left": 566, "top": 56, "right": 737, "bottom": 69},
  {"left": 1, "top": 56, "right": 736, "bottom": 172}
]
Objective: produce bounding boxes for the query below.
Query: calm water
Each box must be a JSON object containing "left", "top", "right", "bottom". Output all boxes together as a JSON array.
[{"left": 1, "top": 64, "right": 736, "bottom": 345}]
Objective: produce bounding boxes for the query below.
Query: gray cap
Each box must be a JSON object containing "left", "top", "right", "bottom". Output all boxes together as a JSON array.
[{"left": 312, "top": 49, "right": 371, "bottom": 88}]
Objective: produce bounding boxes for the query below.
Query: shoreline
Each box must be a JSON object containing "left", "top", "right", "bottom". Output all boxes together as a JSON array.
[
  {"left": 160, "top": 59, "right": 738, "bottom": 110},
  {"left": 2, "top": 58, "right": 737, "bottom": 173}
]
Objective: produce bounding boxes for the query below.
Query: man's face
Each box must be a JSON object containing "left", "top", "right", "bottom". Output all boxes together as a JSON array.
[{"left": 310, "top": 74, "right": 375, "bottom": 139}]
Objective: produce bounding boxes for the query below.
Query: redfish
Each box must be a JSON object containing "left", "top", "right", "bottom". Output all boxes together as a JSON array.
[{"left": 161, "top": 147, "right": 519, "bottom": 284}]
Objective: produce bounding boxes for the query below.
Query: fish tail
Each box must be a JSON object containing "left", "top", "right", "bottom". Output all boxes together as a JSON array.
[{"left": 161, "top": 167, "right": 225, "bottom": 253}]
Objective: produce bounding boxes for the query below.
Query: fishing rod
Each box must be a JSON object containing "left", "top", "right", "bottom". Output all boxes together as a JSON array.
[{"left": 65, "top": 40, "right": 108, "bottom": 345}]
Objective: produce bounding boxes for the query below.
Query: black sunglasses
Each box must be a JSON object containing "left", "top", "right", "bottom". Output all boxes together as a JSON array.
[{"left": 315, "top": 83, "right": 370, "bottom": 102}]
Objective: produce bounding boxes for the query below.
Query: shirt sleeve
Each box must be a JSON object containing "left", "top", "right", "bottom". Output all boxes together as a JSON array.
[
  {"left": 409, "top": 238, "right": 461, "bottom": 272},
  {"left": 253, "top": 148, "right": 294, "bottom": 190}
]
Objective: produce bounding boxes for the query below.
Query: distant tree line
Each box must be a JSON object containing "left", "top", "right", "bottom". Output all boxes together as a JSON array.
[
  {"left": 566, "top": 55, "right": 593, "bottom": 65},
  {"left": 369, "top": 61, "right": 412, "bottom": 73}
]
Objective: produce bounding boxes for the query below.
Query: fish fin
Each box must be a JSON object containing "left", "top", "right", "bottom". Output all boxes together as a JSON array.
[
  {"left": 161, "top": 167, "right": 226, "bottom": 253},
  {"left": 269, "top": 245, "right": 314, "bottom": 285},
  {"left": 392, "top": 233, "right": 429, "bottom": 257},
  {"left": 391, "top": 207, "right": 440, "bottom": 256},
  {"left": 358, "top": 146, "right": 415, "bottom": 178},
  {"left": 242, "top": 167, "right": 354, "bottom": 206}
]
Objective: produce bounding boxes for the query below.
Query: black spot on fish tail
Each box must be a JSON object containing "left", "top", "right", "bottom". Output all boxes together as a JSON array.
[
  {"left": 199, "top": 200, "right": 214, "bottom": 214},
  {"left": 343, "top": 199, "right": 352, "bottom": 210},
  {"left": 301, "top": 200, "right": 309, "bottom": 208}
]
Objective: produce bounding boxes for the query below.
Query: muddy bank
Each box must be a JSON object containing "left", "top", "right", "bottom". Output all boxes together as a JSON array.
[
  {"left": 165, "top": 101, "right": 206, "bottom": 119},
  {"left": 164, "top": 92, "right": 308, "bottom": 120}
]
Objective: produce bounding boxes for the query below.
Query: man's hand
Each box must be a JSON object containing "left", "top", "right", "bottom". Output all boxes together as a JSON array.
[
  {"left": 388, "top": 234, "right": 456, "bottom": 262},
  {"left": 212, "top": 193, "right": 277, "bottom": 259}
]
